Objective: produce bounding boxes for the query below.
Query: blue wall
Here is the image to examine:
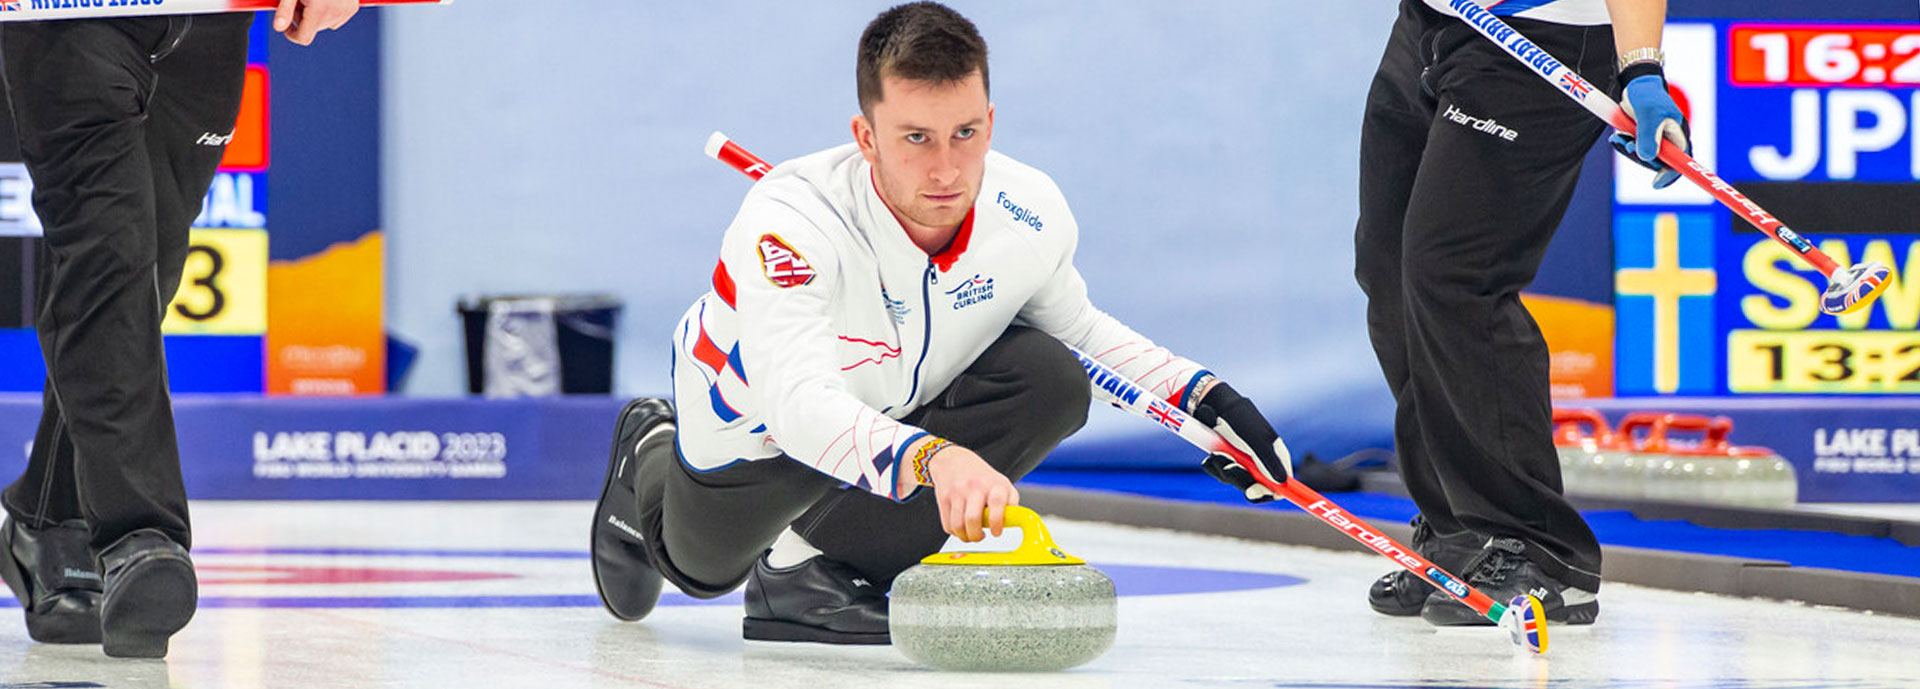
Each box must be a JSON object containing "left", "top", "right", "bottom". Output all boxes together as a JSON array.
[{"left": 380, "top": 1, "right": 1402, "bottom": 451}]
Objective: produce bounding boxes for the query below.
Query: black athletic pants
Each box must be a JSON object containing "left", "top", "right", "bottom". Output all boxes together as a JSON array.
[
  {"left": 1, "top": 15, "right": 252, "bottom": 551},
  {"left": 1354, "top": 0, "right": 1613, "bottom": 589},
  {"left": 638, "top": 326, "right": 1091, "bottom": 596}
]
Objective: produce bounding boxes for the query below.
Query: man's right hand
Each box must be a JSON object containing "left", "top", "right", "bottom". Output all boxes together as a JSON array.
[
  {"left": 923, "top": 444, "right": 1017, "bottom": 543},
  {"left": 274, "top": 0, "right": 359, "bottom": 46}
]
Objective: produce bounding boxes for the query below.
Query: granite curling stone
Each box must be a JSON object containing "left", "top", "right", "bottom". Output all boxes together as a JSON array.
[{"left": 889, "top": 506, "right": 1116, "bottom": 672}]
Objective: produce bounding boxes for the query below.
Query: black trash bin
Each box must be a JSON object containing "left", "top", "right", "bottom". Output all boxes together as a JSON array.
[{"left": 458, "top": 294, "right": 621, "bottom": 396}]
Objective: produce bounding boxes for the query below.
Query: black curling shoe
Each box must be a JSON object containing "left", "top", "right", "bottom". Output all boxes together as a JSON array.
[
  {"left": 1367, "top": 515, "right": 1480, "bottom": 617},
  {"left": 1420, "top": 537, "right": 1599, "bottom": 627},
  {"left": 0, "top": 517, "right": 103, "bottom": 644},
  {"left": 591, "top": 398, "right": 674, "bottom": 622},
  {"left": 742, "top": 554, "right": 890, "bottom": 645},
  {"left": 98, "top": 529, "right": 197, "bottom": 658}
]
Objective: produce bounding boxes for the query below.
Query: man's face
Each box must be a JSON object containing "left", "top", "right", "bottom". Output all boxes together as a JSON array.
[{"left": 853, "top": 71, "right": 993, "bottom": 235}]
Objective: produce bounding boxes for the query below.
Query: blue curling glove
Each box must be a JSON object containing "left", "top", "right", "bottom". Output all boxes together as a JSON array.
[{"left": 1608, "top": 74, "right": 1690, "bottom": 189}]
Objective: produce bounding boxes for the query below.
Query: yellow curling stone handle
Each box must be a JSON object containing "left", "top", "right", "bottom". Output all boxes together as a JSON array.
[{"left": 919, "top": 505, "right": 1086, "bottom": 566}]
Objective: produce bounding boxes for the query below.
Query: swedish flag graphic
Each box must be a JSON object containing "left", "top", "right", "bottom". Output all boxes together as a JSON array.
[{"left": 1615, "top": 211, "right": 1718, "bottom": 395}]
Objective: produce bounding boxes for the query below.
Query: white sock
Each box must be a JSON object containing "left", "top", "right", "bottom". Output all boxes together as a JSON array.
[{"left": 765, "top": 528, "right": 823, "bottom": 569}]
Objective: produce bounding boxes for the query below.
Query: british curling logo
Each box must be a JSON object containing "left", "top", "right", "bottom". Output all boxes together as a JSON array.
[
  {"left": 944, "top": 274, "right": 995, "bottom": 310},
  {"left": 881, "top": 286, "right": 910, "bottom": 324},
  {"left": 996, "top": 191, "right": 1042, "bottom": 231}
]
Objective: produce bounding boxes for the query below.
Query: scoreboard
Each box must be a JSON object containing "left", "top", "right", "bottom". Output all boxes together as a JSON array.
[{"left": 1613, "top": 21, "right": 1920, "bottom": 396}]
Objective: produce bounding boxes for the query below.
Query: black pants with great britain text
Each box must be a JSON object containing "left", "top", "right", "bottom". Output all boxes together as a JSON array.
[{"left": 1353, "top": 0, "right": 1616, "bottom": 589}]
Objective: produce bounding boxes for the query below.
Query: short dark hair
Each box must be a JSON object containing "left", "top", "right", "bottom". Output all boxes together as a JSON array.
[{"left": 856, "top": 2, "right": 990, "bottom": 115}]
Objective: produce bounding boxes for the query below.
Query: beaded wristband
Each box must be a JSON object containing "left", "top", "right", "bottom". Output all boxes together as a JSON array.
[
  {"left": 910, "top": 438, "right": 952, "bottom": 486},
  {"left": 1185, "top": 374, "right": 1218, "bottom": 414}
]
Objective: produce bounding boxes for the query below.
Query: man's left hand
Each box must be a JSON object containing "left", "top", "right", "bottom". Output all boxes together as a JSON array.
[
  {"left": 1610, "top": 73, "right": 1691, "bottom": 189},
  {"left": 1190, "top": 381, "right": 1292, "bottom": 502}
]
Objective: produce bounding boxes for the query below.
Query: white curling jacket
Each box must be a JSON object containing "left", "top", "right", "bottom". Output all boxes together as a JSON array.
[{"left": 671, "top": 144, "right": 1210, "bottom": 500}]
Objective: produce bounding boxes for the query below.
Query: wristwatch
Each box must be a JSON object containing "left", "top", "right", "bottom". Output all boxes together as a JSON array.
[
  {"left": 1618, "top": 47, "right": 1666, "bottom": 84},
  {"left": 1618, "top": 47, "right": 1664, "bottom": 70}
]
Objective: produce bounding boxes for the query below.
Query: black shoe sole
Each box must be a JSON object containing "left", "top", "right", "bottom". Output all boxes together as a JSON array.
[
  {"left": 1550, "top": 602, "right": 1600, "bottom": 625},
  {"left": 743, "top": 617, "right": 890, "bottom": 645},
  {"left": 101, "top": 552, "right": 197, "bottom": 658},
  {"left": 591, "top": 399, "right": 670, "bottom": 622},
  {"left": 0, "top": 522, "right": 102, "bottom": 645},
  {"left": 25, "top": 605, "right": 102, "bottom": 645},
  {"left": 1422, "top": 599, "right": 1600, "bottom": 627},
  {"left": 1422, "top": 603, "right": 1498, "bottom": 627}
]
